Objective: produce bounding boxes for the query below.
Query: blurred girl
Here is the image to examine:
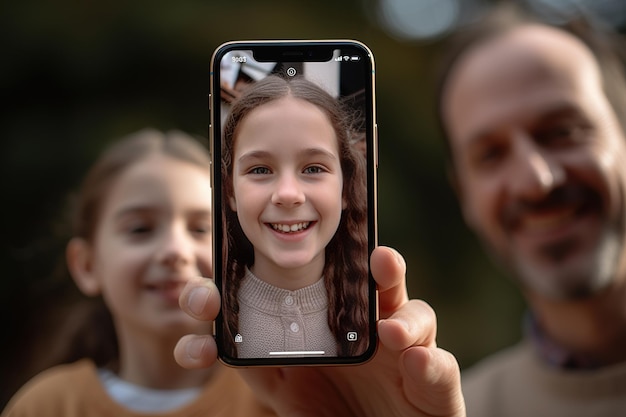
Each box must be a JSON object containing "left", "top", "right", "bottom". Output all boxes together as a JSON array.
[
  {"left": 2, "top": 129, "right": 275, "bottom": 416},
  {"left": 221, "top": 75, "right": 370, "bottom": 358}
]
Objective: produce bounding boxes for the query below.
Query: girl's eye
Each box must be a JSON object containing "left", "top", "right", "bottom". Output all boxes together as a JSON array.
[
  {"left": 190, "top": 223, "right": 211, "bottom": 237},
  {"left": 130, "top": 225, "right": 151, "bottom": 233},
  {"left": 249, "top": 166, "right": 271, "bottom": 175},
  {"left": 303, "top": 165, "right": 326, "bottom": 174},
  {"left": 126, "top": 224, "right": 154, "bottom": 238}
]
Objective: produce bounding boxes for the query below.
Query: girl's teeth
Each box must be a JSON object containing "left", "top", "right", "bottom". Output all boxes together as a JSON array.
[{"left": 272, "top": 222, "right": 310, "bottom": 233}]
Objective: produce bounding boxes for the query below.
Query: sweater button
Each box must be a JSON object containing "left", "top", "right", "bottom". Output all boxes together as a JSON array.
[
  {"left": 290, "top": 322, "right": 300, "bottom": 333},
  {"left": 284, "top": 295, "right": 294, "bottom": 306}
]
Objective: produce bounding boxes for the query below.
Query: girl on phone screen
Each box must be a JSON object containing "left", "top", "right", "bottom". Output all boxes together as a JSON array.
[{"left": 221, "top": 75, "right": 369, "bottom": 359}]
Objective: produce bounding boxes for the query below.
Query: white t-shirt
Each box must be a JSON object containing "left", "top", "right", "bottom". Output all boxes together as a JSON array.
[{"left": 98, "top": 368, "right": 202, "bottom": 413}]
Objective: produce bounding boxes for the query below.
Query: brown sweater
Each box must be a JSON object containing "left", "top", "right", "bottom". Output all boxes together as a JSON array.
[
  {"left": 462, "top": 341, "right": 626, "bottom": 417},
  {"left": 236, "top": 269, "right": 337, "bottom": 358},
  {"left": 2, "top": 359, "right": 276, "bottom": 417}
]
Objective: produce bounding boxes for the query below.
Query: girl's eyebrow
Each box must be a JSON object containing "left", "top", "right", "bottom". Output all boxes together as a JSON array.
[
  {"left": 300, "top": 148, "right": 338, "bottom": 160},
  {"left": 114, "top": 205, "right": 155, "bottom": 218},
  {"left": 185, "top": 209, "right": 212, "bottom": 217},
  {"left": 114, "top": 205, "right": 211, "bottom": 218},
  {"left": 238, "top": 148, "right": 338, "bottom": 164},
  {"left": 237, "top": 150, "right": 272, "bottom": 164}
]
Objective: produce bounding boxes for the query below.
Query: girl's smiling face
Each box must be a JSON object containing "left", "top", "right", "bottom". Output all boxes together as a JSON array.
[
  {"left": 230, "top": 96, "right": 345, "bottom": 289},
  {"left": 90, "top": 153, "right": 213, "bottom": 337}
]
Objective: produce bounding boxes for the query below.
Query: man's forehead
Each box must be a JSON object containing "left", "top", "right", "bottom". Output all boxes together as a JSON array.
[
  {"left": 443, "top": 24, "right": 600, "bottom": 143},
  {"left": 469, "top": 26, "right": 590, "bottom": 80}
]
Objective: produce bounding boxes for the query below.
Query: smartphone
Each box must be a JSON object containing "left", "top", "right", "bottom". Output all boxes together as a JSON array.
[{"left": 209, "top": 40, "right": 378, "bottom": 366}]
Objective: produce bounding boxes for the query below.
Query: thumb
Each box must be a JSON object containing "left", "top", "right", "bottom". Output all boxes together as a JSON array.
[{"left": 371, "top": 246, "right": 409, "bottom": 318}]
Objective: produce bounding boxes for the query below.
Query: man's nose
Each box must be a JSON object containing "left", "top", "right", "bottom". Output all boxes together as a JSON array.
[{"left": 507, "top": 131, "right": 566, "bottom": 201}]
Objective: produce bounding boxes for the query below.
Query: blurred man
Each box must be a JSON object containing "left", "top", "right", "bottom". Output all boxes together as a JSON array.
[{"left": 437, "top": 5, "right": 626, "bottom": 417}]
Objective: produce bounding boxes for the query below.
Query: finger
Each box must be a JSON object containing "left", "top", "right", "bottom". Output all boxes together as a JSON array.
[
  {"left": 179, "top": 277, "right": 221, "bottom": 321},
  {"left": 400, "top": 346, "right": 465, "bottom": 417},
  {"left": 370, "top": 246, "right": 409, "bottom": 318},
  {"left": 377, "top": 299, "right": 437, "bottom": 351},
  {"left": 174, "top": 334, "right": 218, "bottom": 369}
]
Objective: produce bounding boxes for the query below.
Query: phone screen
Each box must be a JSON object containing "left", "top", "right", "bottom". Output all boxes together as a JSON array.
[{"left": 210, "top": 40, "right": 378, "bottom": 366}]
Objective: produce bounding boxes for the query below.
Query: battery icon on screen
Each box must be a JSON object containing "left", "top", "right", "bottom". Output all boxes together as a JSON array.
[{"left": 350, "top": 56, "right": 360, "bottom": 61}]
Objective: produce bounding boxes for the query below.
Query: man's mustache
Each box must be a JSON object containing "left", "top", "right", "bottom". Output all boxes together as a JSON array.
[{"left": 501, "top": 184, "right": 600, "bottom": 229}]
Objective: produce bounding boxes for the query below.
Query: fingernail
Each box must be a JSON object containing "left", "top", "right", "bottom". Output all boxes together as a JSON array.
[
  {"left": 187, "top": 286, "right": 210, "bottom": 316},
  {"left": 392, "top": 248, "right": 405, "bottom": 267},
  {"left": 186, "top": 337, "right": 206, "bottom": 360}
]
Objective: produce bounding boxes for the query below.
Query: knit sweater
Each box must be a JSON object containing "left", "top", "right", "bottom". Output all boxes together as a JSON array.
[
  {"left": 236, "top": 269, "right": 338, "bottom": 358},
  {"left": 462, "top": 340, "right": 626, "bottom": 417},
  {"left": 1, "top": 359, "right": 276, "bottom": 417}
]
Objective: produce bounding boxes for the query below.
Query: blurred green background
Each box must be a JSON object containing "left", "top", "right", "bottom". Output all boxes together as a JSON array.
[{"left": 2, "top": 0, "right": 623, "bottom": 407}]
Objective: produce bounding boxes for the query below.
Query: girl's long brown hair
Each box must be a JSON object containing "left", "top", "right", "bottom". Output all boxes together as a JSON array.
[{"left": 221, "top": 75, "right": 369, "bottom": 357}]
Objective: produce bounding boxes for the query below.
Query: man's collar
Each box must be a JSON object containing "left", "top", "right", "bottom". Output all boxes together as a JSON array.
[{"left": 524, "top": 311, "right": 602, "bottom": 370}]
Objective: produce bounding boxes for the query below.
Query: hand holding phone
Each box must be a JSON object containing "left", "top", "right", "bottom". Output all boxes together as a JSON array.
[{"left": 210, "top": 40, "right": 378, "bottom": 366}]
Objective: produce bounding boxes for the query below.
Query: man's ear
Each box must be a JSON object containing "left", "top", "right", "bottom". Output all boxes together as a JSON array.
[{"left": 66, "top": 237, "right": 101, "bottom": 296}]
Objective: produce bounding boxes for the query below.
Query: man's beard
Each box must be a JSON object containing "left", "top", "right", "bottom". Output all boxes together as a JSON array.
[
  {"left": 491, "top": 183, "right": 623, "bottom": 301},
  {"left": 508, "top": 226, "right": 622, "bottom": 300}
]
